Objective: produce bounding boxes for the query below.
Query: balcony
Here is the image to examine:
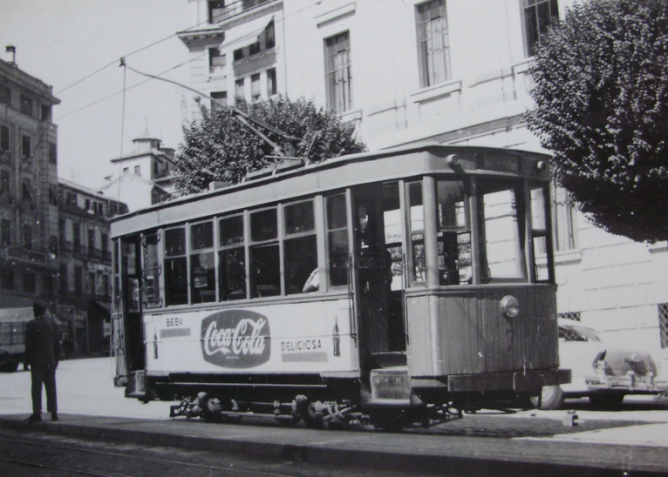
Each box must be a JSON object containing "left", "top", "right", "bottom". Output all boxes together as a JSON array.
[
  {"left": 6, "top": 246, "right": 47, "bottom": 264},
  {"left": 210, "top": 0, "right": 273, "bottom": 23},
  {"left": 72, "top": 244, "right": 87, "bottom": 260},
  {"left": 88, "top": 248, "right": 102, "bottom": 261},
  {"left": 60, "top": 240, "right": 73, "bottom": 254},
  {"left": 101, "top": 250, "right": 112, "bottom": 263}
]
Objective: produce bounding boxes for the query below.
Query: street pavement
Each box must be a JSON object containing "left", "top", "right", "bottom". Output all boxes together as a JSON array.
[{"left": 1, "top": 357, "right": 668, "bottom": 476}]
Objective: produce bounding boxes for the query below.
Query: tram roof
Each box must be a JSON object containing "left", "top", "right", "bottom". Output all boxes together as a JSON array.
[{"left": 110, "top": 143, "right": 551, "bottom": 238}]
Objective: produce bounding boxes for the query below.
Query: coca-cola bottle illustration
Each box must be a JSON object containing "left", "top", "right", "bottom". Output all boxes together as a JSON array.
[
  {"left": 333, "top": 317, "right": 340, "bottom": 357},
  {"left": 153, "top": 331, "right": 158, "bottom": 359}
]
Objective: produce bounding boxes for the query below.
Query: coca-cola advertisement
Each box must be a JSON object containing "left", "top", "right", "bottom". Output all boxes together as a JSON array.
[{"left": 200, "top": 310, "right": 271, "bottom": 369}]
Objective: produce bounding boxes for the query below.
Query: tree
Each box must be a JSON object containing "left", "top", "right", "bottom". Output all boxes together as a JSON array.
[
  {"left": 173, "top": 96, "right": 366, "bottom": 195},
  {"left": 526, "top": 0, "right": 668, "bottom": 243}
]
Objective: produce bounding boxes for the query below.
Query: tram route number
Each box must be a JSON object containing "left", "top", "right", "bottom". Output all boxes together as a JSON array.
[{"left": 165, "top": 317, "right": 184, "bottom": 327}]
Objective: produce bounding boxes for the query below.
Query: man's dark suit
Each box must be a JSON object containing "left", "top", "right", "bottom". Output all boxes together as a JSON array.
[{"left": 24, "top": 312, "right": 62, "bottom": 418}]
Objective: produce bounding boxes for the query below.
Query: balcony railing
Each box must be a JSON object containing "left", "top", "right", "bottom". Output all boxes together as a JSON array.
[
  {"left": 6, "top": 246, "right": 47, "bottom": 264},
  {"left": 60, "top": 240, "right": 73, "bottom": 254},
  {"left": 88, "top": 248, "right": 102, "bottom": 261},
  {"left": 101, "top": 250, "right": 112, "bottom": 263},
  {"left": 210, "top": 0, "right": 272, "bottom": 23}
]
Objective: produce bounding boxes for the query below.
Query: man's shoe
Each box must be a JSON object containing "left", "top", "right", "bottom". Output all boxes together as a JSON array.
[
  {"left": 51, "top": 412, "right": 59, "bottom": 421},
  {"left": 24, "top": 414, "right": 41, "bottom": 426}
]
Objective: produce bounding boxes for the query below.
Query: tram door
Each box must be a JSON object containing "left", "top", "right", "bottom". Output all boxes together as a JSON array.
[
  {"left": 352, "top": 183, "right": 406, "bottom": 375},
  {"left": 120, "top": 237, "right": 145, "bottom": 373}
]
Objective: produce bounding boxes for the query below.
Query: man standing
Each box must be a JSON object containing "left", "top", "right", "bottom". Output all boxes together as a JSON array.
[{"left": 24, "top": 300, "right": 62, "bottom": 424}]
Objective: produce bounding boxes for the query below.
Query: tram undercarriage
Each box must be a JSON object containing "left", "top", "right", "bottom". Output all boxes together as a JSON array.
[{"left": 131, "top": 365, "right": 567, "bottom": 431}]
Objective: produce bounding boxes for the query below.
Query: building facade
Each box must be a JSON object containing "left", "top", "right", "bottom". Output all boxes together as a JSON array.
[
  {"left": 0, "top": 57, "right": 60, "bottom": 309},
  {"left": 98, "top": 134, "right": 176, "bottom": 212},
  {"left": 177, "top": 0, "right": 668, "bottom": 364},
  {"left": 57, "top": 179, "right": 127, "bottom": 355}
]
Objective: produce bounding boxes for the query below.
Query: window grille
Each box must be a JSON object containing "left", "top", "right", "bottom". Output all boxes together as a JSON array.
[
  {"left": 416, "top": 0, "right": 451, "bottom": 88},
  {"left": 659, "top": 303, "right": 668, "bottom": 349},
  {"left": 325, "top": 31, "right": 352, "bottom": 113},
  {"left": 558, "top": 311, "right": 580, "bottom": 322}
]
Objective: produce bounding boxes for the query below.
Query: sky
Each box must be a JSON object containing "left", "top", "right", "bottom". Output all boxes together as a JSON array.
[{"left": 0, "top": 0, "right": 196, "bottom": 189}]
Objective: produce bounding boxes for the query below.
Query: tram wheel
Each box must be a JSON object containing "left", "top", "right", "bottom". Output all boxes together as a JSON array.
[{"left": 530, "top": 385, "right": 565, "bottom": 410}]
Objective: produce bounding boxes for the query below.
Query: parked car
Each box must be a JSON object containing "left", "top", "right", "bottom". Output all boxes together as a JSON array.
[{"left": 532, "top": 319, "right": 668, "bottom": 410}]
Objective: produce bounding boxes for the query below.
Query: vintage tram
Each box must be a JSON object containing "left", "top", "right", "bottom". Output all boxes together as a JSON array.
[{"left": 111, "top": 144, "right": 569, "bottom": 430}]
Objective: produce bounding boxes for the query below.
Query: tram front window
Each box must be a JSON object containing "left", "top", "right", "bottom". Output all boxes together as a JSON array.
[
  {"left": 478, "top": 180, "right": 527, "bottom": 282},
  {"left": 436, "top": 180, "right": 470, "bottom": 285}
]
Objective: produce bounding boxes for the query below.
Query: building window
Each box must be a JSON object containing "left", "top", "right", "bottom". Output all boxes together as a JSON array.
[
  {"left": 22, "top": 180, "right": 32, "bottom": 203},
  {"left": 211, "top": 91, "right": 228, "bottom": 111},
  {"left": 122, "top": 167, "right": 129, "bottom": 174},
  {"left": 416, "top": 0, "right": 451, "bottom": 88},
  {"left": 49, "top": 235, "right": 58, "bottom": 257},
  {"left": 558, "top": 311, "right": 581, "bottom": 322},
  {"left": 134, "top": 165, "right": 141, "bottom": 176},
  {"left": 74, "top": 266, "right": 83, "bottom": 296},
  {"left": 21, "top": 135, "right": 31, "bottom": 160},
  {"left": 43, "top": 274, "right": 54, "bottom": 296},
  {"left": 48, "top": 143, "right": 57, "bottom": 164},
  {"left": 22, "top": 224, "right": 32, "bottom": 250},
  {"left": 265, "top": 20, "right": 275, "bottom": 49},
  {"left": 524, "top": 0, "right": 559, "bottom": 57},
  {"left": 553, "top": 186, "right": 577, "bottom": 251},
  {"left": 1, "top": 270, "right": 14, "bottom": 290},
  {"left": 48, "top": 185, "right": 58, "bottom": 205},
  {"left": 233, "top": 48, "right": 244, "bottom": 61},
  {"left": 267, "top": 68, "right": 277, "bottom": 96},
  {"left": 0, "top": 170, "right": 9, "bottom": 195},
  {"left": 23, "top": 273, "right": 35, "bottom": 294},
  {"left": 325, "top": 31, "right": 352, "bottom": 113},
  {"left": 251, "top": 74, "right": 261, "bottom": 101},
  {"left": 0, "top": 125, "right": 9, "bottom": 152},
  {"left": 249, "top": 39, "right": 261, "bottom": 56},
  {"left": 235, "top": 78, "right": 245, "bottom": 100},
  {"left": 660, "top": 304, "right": 668, "bottom": 349},
  {"left": 0, "top": 85, "right": 9, "bottom": 105},
  {"left": 209, "top": 48, "right": 226, "bottom": 74},
  {"left": 41, "top": 104, "right": 52, "bottom": 121},
  {"left": 20, "top": 94, "right": 33, "bottom": 117},
  {"left": 1, "top": 219, "right": 10, "bottom": 246}
]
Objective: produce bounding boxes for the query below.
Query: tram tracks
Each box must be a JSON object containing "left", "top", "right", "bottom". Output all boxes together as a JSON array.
[{"left": 0, "top": 432, "right": 306, "bottom": 477}]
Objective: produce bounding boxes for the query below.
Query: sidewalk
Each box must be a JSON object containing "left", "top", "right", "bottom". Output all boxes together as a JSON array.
[{"left": 1, "top": 412, "right": 667, "bottom": 476}]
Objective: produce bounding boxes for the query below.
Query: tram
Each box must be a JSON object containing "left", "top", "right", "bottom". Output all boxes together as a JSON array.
[{"left": 111, "top": 143, "right": 569, "bottom": 430}]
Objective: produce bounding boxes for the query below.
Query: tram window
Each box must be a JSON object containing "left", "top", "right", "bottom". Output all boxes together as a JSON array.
[
  {"left": 122, "top": 241, "right": 137, "bottom": 276},
  {"left": 251, "top": 208, "right": 278, "bottom": 242},
  {"left": 531, "top": 185, "right": 550, "bottom": 281},
  {"left": 142, "top": 233, "right": 162, "bottom": 308},
  {"left": 436, "top": 180, "right": 471, "bottom": 285},
  {"left": 284, "top": 201, "right": 317, "bottom": 294},
  {"left": 250, "top": 208, "right": 280, "bottom": 297},
  {"left": 407, "top": 182, "right": 426, "bottom": 283},
  {"left": 285, "top": 201, "right": 314, "bottom": 234},
  {"left": 219, "top": 216, "right": 246, "bottom": 300},
  {"left": 250, "top": 244, "right": 281, "bottom": 297},
  {"left": 326, "top": 194, "right": 349, "bottom": 287},
  {"left": 383, "top": 182, "right": 404, "bottom": 291},
  {"left": 219, "top": 215, "right": 244, "bottom": 246},
  {"left": 165, "top": 227, "right": 188, "bottom": 305},
  {"left": 190, "top": 221, "right": 216, "bottom": 303},
  {"left": 478, "top": 181, "right": 527, "bottom": 281}
]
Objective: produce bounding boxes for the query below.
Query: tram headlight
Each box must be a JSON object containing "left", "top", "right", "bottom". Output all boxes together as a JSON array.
[{"left": 500, "top": 295, "right": 520, "bottom": 319}]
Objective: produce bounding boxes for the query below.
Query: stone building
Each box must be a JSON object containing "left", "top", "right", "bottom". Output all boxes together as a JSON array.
[{"left": 0, "top": 57, "right": 60, "bottom": 308}]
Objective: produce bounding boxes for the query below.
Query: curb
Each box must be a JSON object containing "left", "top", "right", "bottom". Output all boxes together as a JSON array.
[{"left": 1, "top": 416, "right": 665, "bottom": 477}]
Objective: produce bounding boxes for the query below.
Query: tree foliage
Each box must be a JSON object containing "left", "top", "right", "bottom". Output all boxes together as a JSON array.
[
  {"left": 173, "top": 96, "right": 366, "bottom": 195},
  {"left": 526, "top": 0, "right": 668, "bottom": 242}
]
